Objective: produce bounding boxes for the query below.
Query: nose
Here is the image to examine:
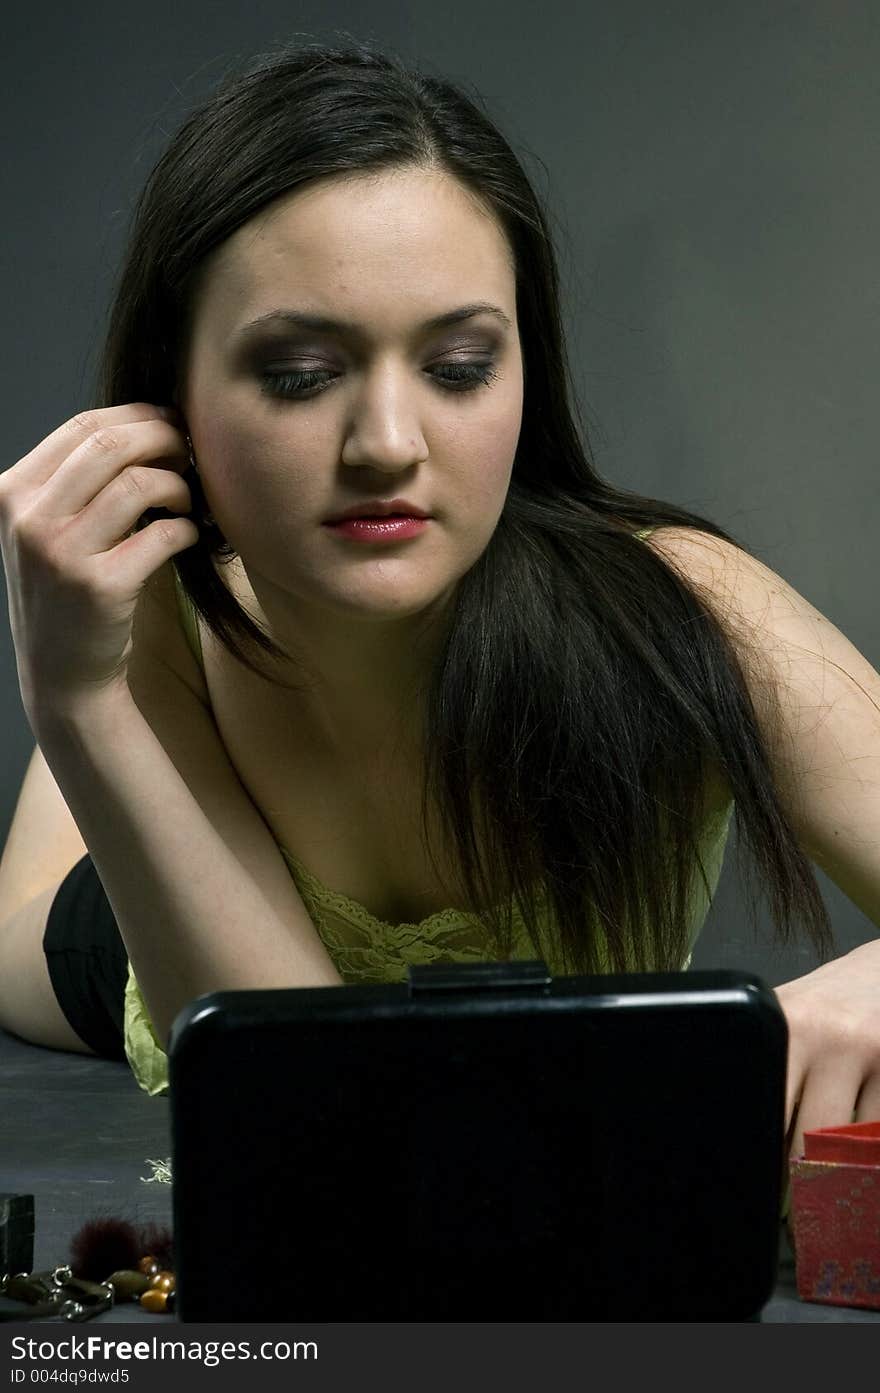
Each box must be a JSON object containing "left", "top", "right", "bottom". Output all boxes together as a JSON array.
[{"left": 339, "top": 364, "right": 429, "bottom": 473}]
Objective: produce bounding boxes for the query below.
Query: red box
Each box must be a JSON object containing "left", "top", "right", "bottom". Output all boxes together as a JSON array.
[{"left": 789, "top": 1119, "right": 880, "bottom": 1311}]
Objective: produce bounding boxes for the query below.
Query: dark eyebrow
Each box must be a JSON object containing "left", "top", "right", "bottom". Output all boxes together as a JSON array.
[{"left": 236, "top": 301, "right": 513, "bottom": 341}]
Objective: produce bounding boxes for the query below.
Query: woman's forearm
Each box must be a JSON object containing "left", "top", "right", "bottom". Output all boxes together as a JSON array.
[{"left": 33, "top": 690, "right": 342, "bottom": 1047}]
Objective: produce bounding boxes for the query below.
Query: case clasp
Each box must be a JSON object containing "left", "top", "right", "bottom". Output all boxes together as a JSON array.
[{"left": 406, "top": 959, "right": 551, "bottom": 996}]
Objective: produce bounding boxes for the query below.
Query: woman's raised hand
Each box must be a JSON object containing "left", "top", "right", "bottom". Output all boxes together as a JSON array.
[{"left": 0, "top": 403, "right": 199, "bottom": 728}]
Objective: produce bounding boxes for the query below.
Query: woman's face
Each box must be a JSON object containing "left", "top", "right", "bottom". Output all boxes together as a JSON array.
[{"left": 178, "top": 166, "right": 524, "bottom": 627}]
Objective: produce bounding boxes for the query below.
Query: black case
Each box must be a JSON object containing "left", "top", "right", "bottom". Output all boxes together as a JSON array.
[{"left": 168, "top": 961, "right": 787, "bottom": 1322}]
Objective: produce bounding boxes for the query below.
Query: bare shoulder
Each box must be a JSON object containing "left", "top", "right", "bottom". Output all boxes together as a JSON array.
[
  {"left": 640, "top": 525, "right": 757, "bottom": 603},
  {"left": 128, "top": 559, "right": 211, "bottom": 708},
  {"left": 639, "top": 525, "right": 819, "bottom": 654}
]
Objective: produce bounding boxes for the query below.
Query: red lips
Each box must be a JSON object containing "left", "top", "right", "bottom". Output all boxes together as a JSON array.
[{"left": 325, "top": 498, "right": 430, "bottom": 522}]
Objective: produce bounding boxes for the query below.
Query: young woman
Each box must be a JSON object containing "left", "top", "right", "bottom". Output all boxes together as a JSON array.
[{"left": 0, "top": 41, "right": 877, "bottom": 1186}]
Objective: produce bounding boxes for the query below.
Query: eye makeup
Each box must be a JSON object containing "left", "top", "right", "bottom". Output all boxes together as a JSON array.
[{"left": 259, "top": 360, "right": 501, "bottom": 399}]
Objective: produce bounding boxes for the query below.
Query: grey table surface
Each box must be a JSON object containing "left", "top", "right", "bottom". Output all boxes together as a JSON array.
[{"left": 1, "top": 1026, "right": 877, "bottom": 1325}]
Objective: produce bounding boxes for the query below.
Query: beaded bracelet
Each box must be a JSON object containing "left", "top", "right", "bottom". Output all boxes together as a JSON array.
[{"left": 1, "top": 1256, "right": 175, "bottom": 1320}]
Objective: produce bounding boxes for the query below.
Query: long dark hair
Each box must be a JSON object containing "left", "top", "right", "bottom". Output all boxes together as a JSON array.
[{"left": 94, "top": 33, "right": 833, "bottom": 974}]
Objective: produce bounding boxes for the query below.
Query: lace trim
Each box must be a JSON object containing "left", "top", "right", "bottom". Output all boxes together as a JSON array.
[
  {"left": 275, "top": 790, "right": 733, "bottom": 984},
  {"left": 278, "top": 846, "right": 499, "bottom": 931},
  {"left": 277, "top": 846, "right": 546, "bottom": 983}
]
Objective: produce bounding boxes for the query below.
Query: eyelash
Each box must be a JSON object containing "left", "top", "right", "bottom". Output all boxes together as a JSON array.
[{"left": 259, "top": 361, "right": 500, "bottom": 399}]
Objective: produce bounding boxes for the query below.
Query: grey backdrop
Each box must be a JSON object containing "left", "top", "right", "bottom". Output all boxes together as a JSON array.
[{"left": 2, "top": 0, "right": 878, "bottom": 990}]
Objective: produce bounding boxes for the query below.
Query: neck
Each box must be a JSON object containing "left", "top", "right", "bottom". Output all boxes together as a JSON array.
[{"left": 227, "top": 558, "right": 455, "bottom": 763}]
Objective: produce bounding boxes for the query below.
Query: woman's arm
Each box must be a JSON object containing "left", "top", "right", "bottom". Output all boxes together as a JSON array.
[
  {"left": 34, "top": 680, "right": 344, "bottom": 1049},
  {"left": 646, "top": 526, "right": 880, "bottom": 1166}
]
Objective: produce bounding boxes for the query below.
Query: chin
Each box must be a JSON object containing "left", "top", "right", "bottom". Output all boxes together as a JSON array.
[{"left": 316, "top": 575, "right": 455, "bottom": 620}]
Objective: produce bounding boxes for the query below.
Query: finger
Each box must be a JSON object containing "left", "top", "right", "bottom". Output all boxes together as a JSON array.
[
  {"left": 854, "top": 1069, "right": 880, "bottom": 1124},
  {"left": 785, "top": 1058, "right": 802, "bottom": 1192},
  {"left": 775, "top": 984, "right": 805, "bottom": 1142},
  {"left": 787, "top": 1061, "right": 863, "bottom": 1167},
  {"left": 8, "top": 403, "right": 180, "bottom": 488},
  {"left": 76, "top": 465, "right": 194, "bottom": 555},
  {"left": 37, "top": 419, "right": 190, "bottom": 523},
  {"left": 96, "top": 509, "right": 201, "bottom": 598}
]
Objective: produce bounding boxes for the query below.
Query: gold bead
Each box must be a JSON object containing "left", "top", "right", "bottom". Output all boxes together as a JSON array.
[
  {"left": 139, "top": 1288, "right": 168, "bottom": 1313},
  {"left": 137, "top": 1256, "right": 159, "bottom": 1277},
  {"left": 149, "top": 1271, "right": 175, "bottom": 1294}
]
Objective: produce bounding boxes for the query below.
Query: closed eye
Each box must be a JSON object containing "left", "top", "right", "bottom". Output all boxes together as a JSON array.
[{"left": 260, "top": 361, "right": 500, "bottom": 399}]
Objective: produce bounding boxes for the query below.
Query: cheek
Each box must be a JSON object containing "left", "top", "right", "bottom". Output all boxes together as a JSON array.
[
  {"left": 193, "top": 411, "right": 249, "bottom": 493},
  {"left": 189, "top": 416, "right": 319, "bottom": 559},
  {"left": 195, "top": 411, "right": 315, "bottom": 505},
  {"left": 453, "top": 391, "right": 521, "bottom": 508}
]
